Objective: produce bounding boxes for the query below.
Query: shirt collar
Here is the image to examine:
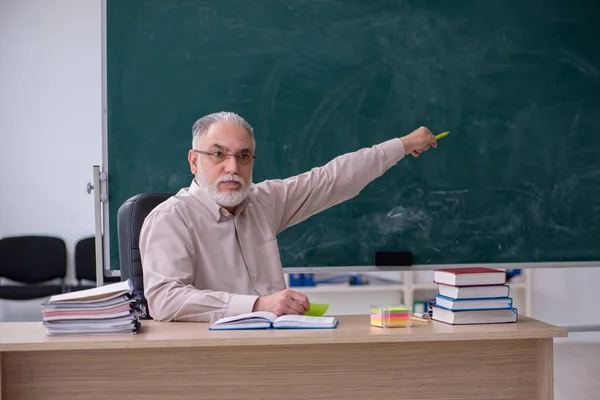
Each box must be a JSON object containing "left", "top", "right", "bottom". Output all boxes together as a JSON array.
[
  {"left": 188, "top": 179, "right": 250, "bottom": 221},
  {"left": 234, "top": 196, "right": 250, "bottom": 216}
]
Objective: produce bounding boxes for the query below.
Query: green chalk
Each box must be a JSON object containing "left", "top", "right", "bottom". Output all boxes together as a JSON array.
[{"left": 435, "top": 131, "right": 450, "bottom": 140}]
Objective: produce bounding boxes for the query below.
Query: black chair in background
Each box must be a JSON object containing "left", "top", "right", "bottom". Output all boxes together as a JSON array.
[
  {"left": 72, "top": 236, "right": 97, "bottom": 291},
  {"left": 0, "top": 235, "right": 67, "bottom": 300},
  {"left": 73, "top": 236, "right": 121, "bottom": 292},
  {"left": 117, "top": 193, "right": 173, "bottom": 318}
]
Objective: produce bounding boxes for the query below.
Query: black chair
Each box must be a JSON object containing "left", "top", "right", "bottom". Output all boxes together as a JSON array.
[
  {"left": 73, "top": 236, "right": 97, "bottom": 291},
  {"left": 72, "top": 236, "right": 121, "bottom": 292},
  {"left": 0, "top": 235, "right": 67, "bottom": 300},
  {"left": 117, "top": 193, "right": 173, "bottom": 318}
]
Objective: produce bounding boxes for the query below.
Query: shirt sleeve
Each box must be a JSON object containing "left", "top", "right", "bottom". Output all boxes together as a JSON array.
[
  {"left": 255, "top": 138, "right": 406, "bottom": 234},
  {"left": 139, "top": 208, "right": 258, "bottom": 323}
]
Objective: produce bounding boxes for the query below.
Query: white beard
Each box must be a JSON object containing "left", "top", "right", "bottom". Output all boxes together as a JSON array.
[{"left": 196, "top": 168, "right": 251, "bottom": 208}]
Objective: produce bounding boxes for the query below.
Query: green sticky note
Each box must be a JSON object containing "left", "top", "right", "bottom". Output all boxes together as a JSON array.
[
  {"left": 388, "top": 306, "right": 410, "bottom": 313},
  {"left": 305, "top": 303, "right": 329, "bottom": 317}
]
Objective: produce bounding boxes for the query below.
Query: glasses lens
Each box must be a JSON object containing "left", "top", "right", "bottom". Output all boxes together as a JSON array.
[
  {"left": 210, "top": 152, "right": 228, "bottom": 163},
  {"left": 236, "top": 154, "right": 254, "bottom": 165}
]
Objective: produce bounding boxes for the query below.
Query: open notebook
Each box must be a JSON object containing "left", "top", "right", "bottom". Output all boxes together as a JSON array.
[{"left": 209, "top": 311, "right": 338, "bottom": 330}]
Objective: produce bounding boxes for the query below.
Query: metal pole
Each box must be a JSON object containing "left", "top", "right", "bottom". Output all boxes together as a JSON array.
[
  {"left": 87, "top": 165, "right": 104, "bottom": 287},
  {"left": 100, "top": 0, "right": 114, "bottom": 279}
]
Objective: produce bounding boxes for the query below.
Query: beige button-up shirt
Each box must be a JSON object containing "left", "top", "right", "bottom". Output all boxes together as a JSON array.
[{"left": 140, "top": 138, "right": 406, "bottom": 322}]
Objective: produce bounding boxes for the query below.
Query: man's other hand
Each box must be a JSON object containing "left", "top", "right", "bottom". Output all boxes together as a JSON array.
[
  {"left": 252, "top": 289, "right": 310, "bottom": 316},
  {"left": 400, "top": 126, "right": 438, "bottom": 157}
]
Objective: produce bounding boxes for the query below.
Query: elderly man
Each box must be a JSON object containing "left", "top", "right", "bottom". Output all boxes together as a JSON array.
[{"left": 140, "top": 112, "right": 437, "bottom": 322}]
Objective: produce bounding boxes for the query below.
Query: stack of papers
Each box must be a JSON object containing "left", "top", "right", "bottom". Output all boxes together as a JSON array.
[{"left": 42, "top": 280, "right": 141, "bottom": 336}]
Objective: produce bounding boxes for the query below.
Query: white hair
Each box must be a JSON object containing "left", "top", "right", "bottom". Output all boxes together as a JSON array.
[{"left": 192, "top": 111, "right": 254, "bottom": 148}]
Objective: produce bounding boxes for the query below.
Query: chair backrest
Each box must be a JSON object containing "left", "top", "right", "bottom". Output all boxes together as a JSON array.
[
  {"left": 0, "top": 235, "right": 67, "bottom": 282},
  {"left": 117, "top": 193, "right": 173, "bottom": 317},
  {"left": 0, "top": 235, "right": 67, "bottom": 300},
  {"left": 75, "top": 236, "right": 97, "bottom": 283},
  {"left": 73, "top": 236, "right": 119, "bottom": 290}
]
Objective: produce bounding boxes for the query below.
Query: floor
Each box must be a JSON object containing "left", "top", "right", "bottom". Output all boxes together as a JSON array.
[{"left": 555, "top": 341, "right": 600, "bottom": 400}]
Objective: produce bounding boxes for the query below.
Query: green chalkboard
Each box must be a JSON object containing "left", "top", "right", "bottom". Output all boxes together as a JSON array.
[{"left": 106, "top": 0, "right": 600, "bottom": 270}]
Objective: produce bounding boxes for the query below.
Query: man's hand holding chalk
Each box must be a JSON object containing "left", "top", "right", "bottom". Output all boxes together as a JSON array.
[{"left": 400, "top": 127, "right": 448, "bottom": 157}]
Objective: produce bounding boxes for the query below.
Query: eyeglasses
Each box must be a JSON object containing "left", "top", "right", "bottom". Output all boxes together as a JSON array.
[{"left": 193, "top": 149, "right": 256, "bottom": 166}]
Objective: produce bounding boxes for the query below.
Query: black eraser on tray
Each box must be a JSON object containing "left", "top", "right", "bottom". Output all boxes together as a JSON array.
[{"left": 374, "top": 251, "right": 413, "bottom": 266}]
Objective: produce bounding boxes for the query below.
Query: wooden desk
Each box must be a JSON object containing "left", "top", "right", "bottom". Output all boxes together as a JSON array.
[{"left": 0, "top": 315, "right": 566, "bottom": 400}]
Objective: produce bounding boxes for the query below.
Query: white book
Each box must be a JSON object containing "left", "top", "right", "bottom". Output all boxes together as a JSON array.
[
  {"left": 438, "top": 284, "right": 510, "bottom": 299},
  {"left": 44, "top": 315, "right": 137, "bottom": 326},
  {"left": 45, "top": 319, "right": 137, "bottom": 330},
  {"left": 45, "top": 325, "right": 139, "bottom": 336},
  {"left": 47, "top": 280, "right": 133, "bottom": 303},
  {"left": 209, "top": 311, "right": 338, "bottom": 330},
  {"left": 42, "top": 295, "right": 136, "bottom": 310},
  {"left": 432, "top": 306, "right": 518, "bottom": 325},
  {"left": 42, "top": 309, "right": 135, "bottom": 321}
]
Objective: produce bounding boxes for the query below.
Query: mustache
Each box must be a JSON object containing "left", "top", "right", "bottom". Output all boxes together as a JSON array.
[{"left": 215, "top": 174, "right": 246, "bottom": 186}]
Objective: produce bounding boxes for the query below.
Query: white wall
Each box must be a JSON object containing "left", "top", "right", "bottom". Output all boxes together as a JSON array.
[
  {"left": 533, "top": 268, "right": 600, "bottom": 342},
  {"left": 0, "top": 0, "right": 598, "bottom": 341},
  {"left": 0, "top": 0, "right": 102, "bottom": 320}
]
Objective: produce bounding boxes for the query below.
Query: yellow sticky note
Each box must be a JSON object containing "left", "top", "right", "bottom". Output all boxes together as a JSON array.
[{"left": 305, "top": 303, "right": 329, "bottom": 317}]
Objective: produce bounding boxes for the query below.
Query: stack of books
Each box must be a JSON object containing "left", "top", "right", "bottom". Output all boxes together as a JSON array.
[
  {"left": 431, "top": 267, "right": 518, "bottom": 325},
  {"left": 42, "top": 280, "right": 141, "bottom": 336}
]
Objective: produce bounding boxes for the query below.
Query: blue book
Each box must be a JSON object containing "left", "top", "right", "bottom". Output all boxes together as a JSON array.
[
  {"left": 435, "top": 294, "right": 513, "bottom": 311},
  {"left": 209, "top": 311, "right": 338, "bottom": 330},
  {"left": 288, "top": 274, "right": 304, "bottom": 287}
]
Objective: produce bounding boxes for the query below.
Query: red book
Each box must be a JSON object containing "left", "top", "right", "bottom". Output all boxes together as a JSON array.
[{"left": 434, "top": 267, "right": 506, "bottom": 287}]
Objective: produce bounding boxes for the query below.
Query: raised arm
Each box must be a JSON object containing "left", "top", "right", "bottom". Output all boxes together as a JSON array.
[
  {"left": 255, "top": 127, "right": 436, "bottom": 234},
  {"left": 139, "top": 208, "right": 258, "bottom": 322}
]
